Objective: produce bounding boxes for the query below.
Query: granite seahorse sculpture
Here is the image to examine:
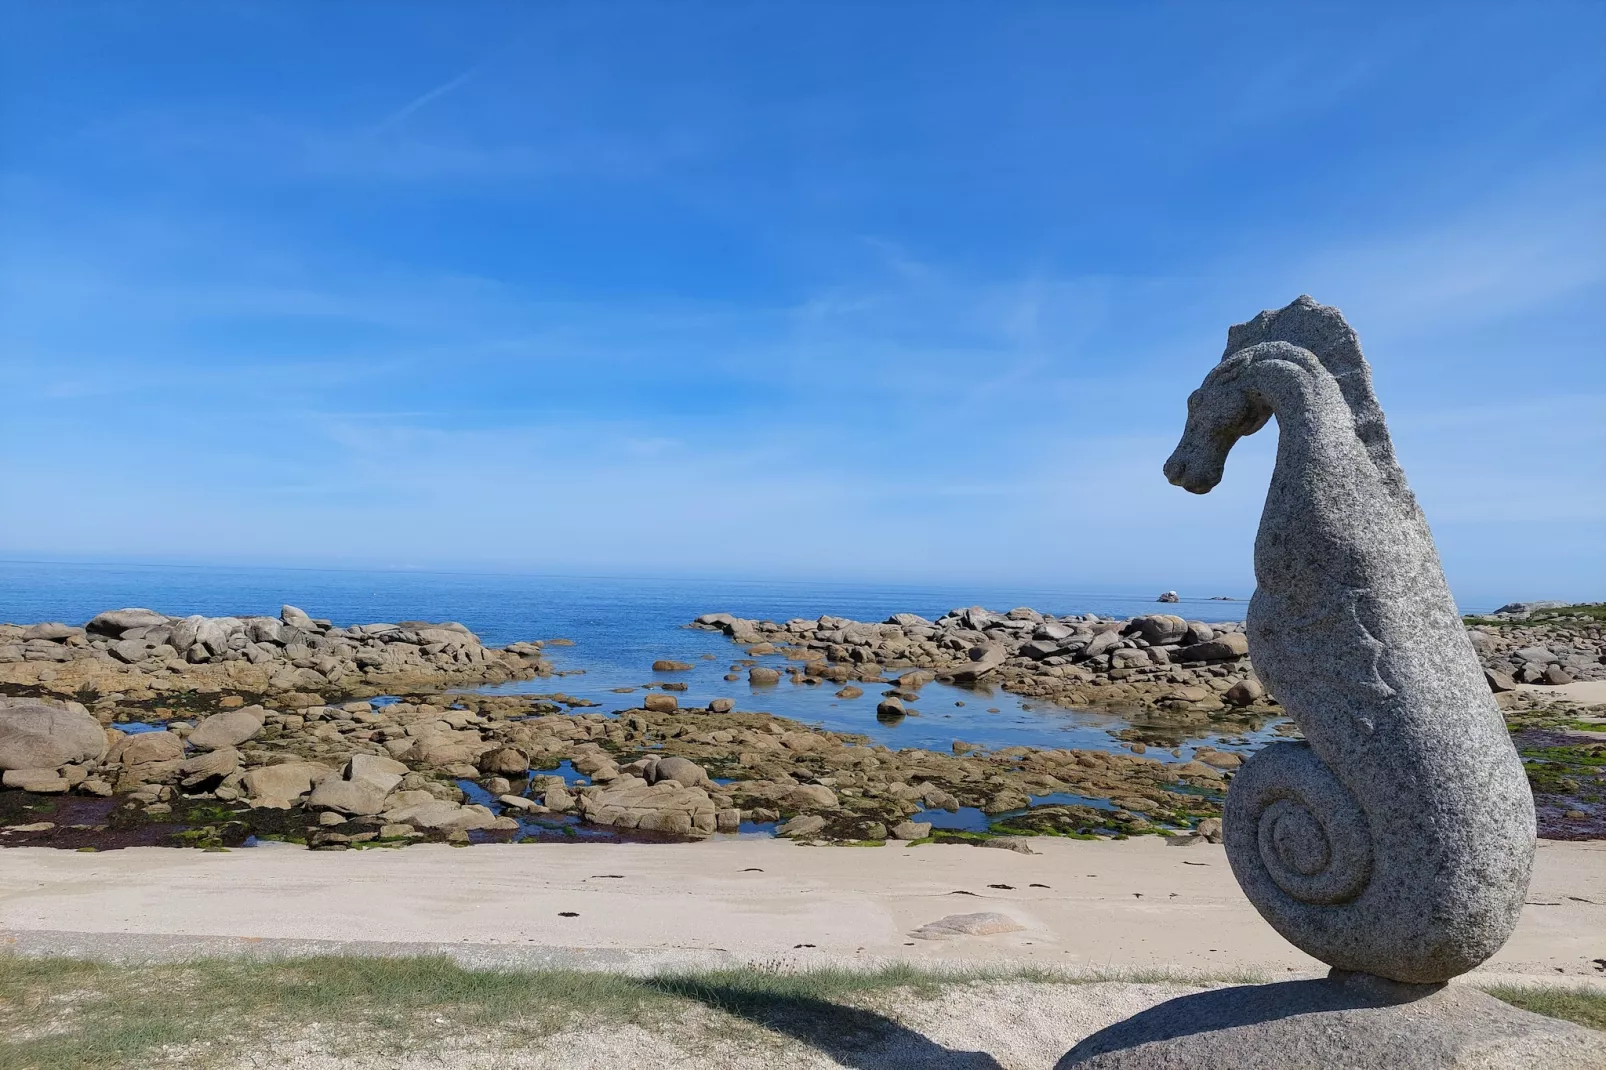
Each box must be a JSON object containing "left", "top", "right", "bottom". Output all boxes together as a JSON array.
[{"left": 1163, "top": 296, "right": 1535, "bottom": 984}]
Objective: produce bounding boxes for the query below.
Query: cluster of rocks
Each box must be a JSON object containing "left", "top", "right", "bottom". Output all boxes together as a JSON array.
[
  {"left": 7, "top": 600, "right": 1596, "bottom": 850},
  {"left": 1467, "top": 610, "right": 1605, "bottom": 689},
  {"left": 472, "top": 695, "right": 1231, "bottom": 843},
  {"left": 696, "top": 603, "right": 1606, "bottom": 719},
  {"left": 0, "top": 694, "right": 523, "bottom": 840},
  {"left": 1489, "top": 601, "right": 1573, "bottom": 618},
  {"left": 694, "top": 607, "right": 1268, "bottom": 722},
  {"left": 0, "top": 661, "right": 1235, "bottom": 847},
  {"left": 0, "top": 604, "right": 551, "bottom": 700}
]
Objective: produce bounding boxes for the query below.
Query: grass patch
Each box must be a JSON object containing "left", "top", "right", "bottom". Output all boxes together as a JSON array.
[
  {"left": 1464, "top": 602, "right": 1606, "bottom": 627},
  {"left": 0, "top": 953, "right": 1268, "bottom": 1070},
  {"left": 3, "top": 953, "right": 1596, "bottom": 1069},
  {"left": 1481, "top": 984, "right": 1606, "bottom": 1032},
  {"left": 0, "top": 954, "right": 671, "bottom": 1070}
]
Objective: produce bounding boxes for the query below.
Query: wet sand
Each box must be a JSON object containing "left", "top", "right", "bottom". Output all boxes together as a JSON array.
[{"left": 3, "top": 837, "right": 1602, "bottom": 982}]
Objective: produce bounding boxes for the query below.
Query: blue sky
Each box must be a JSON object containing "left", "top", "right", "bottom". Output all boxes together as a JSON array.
[{"left": 1, "top": 2, "right": 1602, "bottom": 603}]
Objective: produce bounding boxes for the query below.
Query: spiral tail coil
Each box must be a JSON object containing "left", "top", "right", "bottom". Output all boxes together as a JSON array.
[{"left": 1224, "top": 742, "right": 1373, "bottom": 926}]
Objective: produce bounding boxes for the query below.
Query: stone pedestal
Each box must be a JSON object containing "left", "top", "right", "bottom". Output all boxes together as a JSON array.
[{"left": 1057, "top": 971, "right": 1604, "bottom": 1069}]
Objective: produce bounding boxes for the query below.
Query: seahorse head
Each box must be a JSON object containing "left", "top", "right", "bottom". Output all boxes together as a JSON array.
[
  {"left": 1162, "top": 346, "right": 1272, "bottom": 494},
  {"left": 1165, "top": 296, "right": 1407, "bottom": 499}
]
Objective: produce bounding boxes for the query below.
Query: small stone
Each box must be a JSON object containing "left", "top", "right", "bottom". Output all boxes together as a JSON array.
[
  {"left": 1195, "top": 750, "right": 1243, "bottom": 769},
  {"left": 912, "top": 912, "right": 1025, "bottom": 939},
  {"left": 1483, "top": 668, "right": 1516, "bottom": 694},
  {"left": 707, "top": 698, "right": 734, "bottom": 713},
  {"left": 1544, "top": 665, "right": 1574, "bottom": 686},
  {"left": 3, "top": 768, "right": 67, "bottom": 791},
  {"left": 1172, "top": 633, "right": 1249, "bottom": 662},
  {"left": 980, "top": 837, "right": 1038, "bottom": 855},
  {"left": 0, "top": 703, "right": 107, "bottom": 771},
  {"left": 777, "top": 814, "right": 826, "bottom": 838},
  {"left": 1131, "top": 614, "right": 1189, "bottom": 644},
  {"left": 781, "top": 784, "right": 838, "bottom": 810},
  {"left": 643, "top": 694, "right": 678, "bottom": 714},
  {"left": 179, "top": 747, "right": 241, "bottom": 787},
  {"left": 6, "top": 821, "right": 55, "bottom": 833},
  {"left": 241, "top": 761, "right": 337, "bottom": 808},
  {"left": 499, "top": 794, "right": 540, "bottom": 812},
  {"left": 648, "top": 756, "right": 711, "bottom": 788},
  {"left": 651, "top": 660, "right": 693, "bottom": 672},
  {"left": 891, "top": 820, "right": 932, "bottom": 840},
  {"left": 478, "top": 747, "right": 530, "bottom": 776},
  {"left": 187, "top": 707, "right": 265, "bottom": 750},
  {"left": 1224, "top": 677, "right": 1265, "bottom": 706},
  {"left": 897, "top": 669, "right": 936, "bottom": 689},
  {"left": 306, "top": 777, "right": 392, "bottom": 816}
]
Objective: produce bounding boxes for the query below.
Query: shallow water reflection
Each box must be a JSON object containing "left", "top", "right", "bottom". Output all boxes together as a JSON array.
[{"left": 476, "top": 626, "right": 1288, "bottom": 762}]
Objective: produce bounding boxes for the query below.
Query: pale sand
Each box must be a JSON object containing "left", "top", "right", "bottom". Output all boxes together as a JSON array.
[
  {"left": 1516, "top": 680, "right": 1606, "bottom": 705},
  {"left": 3, "top": 837, "right": 1602, "bottom": 983}
]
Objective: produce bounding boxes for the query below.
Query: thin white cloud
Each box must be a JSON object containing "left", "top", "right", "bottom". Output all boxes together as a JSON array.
[
  {"left": 371, "top": 62, "right": 487, "bottom": 135},
  {"left": 1276, "top": 154, "right": 1606, "bottom": 334},
  {"left": 2, "top": 130, "right": 1600, "bottom": 596}
]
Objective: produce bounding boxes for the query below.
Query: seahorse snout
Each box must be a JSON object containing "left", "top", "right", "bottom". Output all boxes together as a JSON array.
[{"left": 1164, "top": 450, "right": 1222, "bottom": 495}]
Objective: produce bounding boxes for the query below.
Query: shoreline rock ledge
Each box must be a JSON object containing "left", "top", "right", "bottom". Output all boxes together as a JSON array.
[
  {"left": 1062, "top": 296, "right": 1592, "bottom": 1068},
  {"left": 0, "top": 603, "right": 552, "bottom": 699}
]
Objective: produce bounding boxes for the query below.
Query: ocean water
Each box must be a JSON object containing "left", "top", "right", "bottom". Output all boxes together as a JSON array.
[{"left": 2, "top": 559, "right": 1275, "bottom": 755}]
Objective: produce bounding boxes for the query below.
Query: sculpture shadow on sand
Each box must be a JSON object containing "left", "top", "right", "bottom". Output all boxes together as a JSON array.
[{"left": 635, "top": 976, "right": 1006, "bottom": 1070}]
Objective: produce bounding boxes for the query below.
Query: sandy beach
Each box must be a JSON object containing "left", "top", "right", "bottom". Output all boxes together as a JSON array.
[
  {"left": 4, "top": 836, "right": 1603, "bottom": 983},
  {"left": 1516, "top": 680, "right": 1606, "bottom": 705}
]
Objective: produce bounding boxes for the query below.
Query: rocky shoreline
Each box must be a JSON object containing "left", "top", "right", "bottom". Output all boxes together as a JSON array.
[
  {"left": 693, "top": 602, "right": 1606, "bottom": 715},
  {"left": 693, "top": 607, "right": 1270, "bottom": 723},
  {"left": 0, "top": 601, "right": 1601, "bottom": 850},
  {"left": 0, "top": 604, "right": 553, "bottom": 700}
]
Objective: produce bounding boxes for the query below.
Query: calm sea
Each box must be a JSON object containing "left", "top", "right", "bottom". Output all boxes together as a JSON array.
[{"left": 2, "top": 560, "right": 1280, "bottom": 754}]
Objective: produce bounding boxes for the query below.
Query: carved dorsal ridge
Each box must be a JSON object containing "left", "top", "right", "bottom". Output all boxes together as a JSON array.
[{"left": 1225, "top": 296, "right": 1411, "bottom": 505}]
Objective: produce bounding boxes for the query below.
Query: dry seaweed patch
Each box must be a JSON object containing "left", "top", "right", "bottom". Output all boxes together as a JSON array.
[{"left": 0, "top": 954, "right": 1599, "bottom": 1070}]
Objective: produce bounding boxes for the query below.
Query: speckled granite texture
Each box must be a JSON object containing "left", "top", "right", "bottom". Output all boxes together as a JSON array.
[
  {"left": 1163, "top": 297, "right": 1535, "bottom": 984},
  {"left": 1059, "top": 971, "right": 1605, "bottom": 1069}
]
